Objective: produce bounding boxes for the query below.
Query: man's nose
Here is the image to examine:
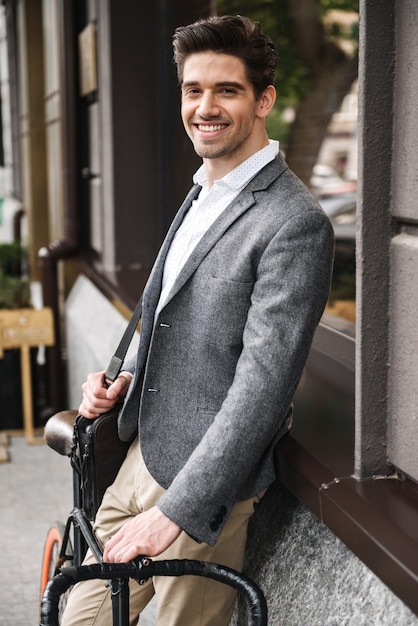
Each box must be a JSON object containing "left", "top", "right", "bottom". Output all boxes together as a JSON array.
[{"left": 197, "top": 92, "right": 220, "bottom": 118}]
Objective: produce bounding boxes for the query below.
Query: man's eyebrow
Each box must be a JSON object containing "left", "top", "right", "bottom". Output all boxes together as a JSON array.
[
  {"left": 182, "top": 80, "right": 246, "bottom": 90},
  {"left": 182, "top": 81, "right": 199, "bottom": 88},
  {"left": 216, "top": 81, "right": 246, "bottom": 90}
]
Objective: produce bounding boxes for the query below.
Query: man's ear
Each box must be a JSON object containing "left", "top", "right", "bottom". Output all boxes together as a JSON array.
[{"left": 256, "top": 85, "right": 276, "bottom": 119}]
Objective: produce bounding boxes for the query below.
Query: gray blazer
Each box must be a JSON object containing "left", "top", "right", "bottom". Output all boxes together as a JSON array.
[{"left": 118, "top": 153, "right": 334, "bottom": 545}]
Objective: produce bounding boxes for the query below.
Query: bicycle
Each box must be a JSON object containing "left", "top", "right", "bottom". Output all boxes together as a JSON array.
[{"left": 39, "top": 408, "right": 268, "bottom": 626}]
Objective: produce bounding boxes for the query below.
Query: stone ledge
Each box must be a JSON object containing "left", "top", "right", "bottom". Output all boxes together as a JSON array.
[{"left": 275, "top": 435, "right": 418, "bottom": 616}]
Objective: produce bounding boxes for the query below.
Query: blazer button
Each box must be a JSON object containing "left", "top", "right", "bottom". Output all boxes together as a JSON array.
[{"left": 209, "top": 520, "right": 219, "bottom": 532}]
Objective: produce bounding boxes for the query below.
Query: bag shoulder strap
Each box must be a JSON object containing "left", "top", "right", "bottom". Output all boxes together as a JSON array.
[{"left": 104, "top": 294, "right": 143, "bottom": 385}]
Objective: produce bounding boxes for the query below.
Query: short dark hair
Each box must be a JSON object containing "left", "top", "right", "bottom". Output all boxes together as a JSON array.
[{"left": 172, "top": 15, "right": 276, "bottom": 99}]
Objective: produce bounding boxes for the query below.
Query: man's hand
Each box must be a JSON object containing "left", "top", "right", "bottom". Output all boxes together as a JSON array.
[
  {"left": 79, "top": 370, "right": 132, "bottom": 419},
  {"left": 103, "top": 506, "right": 182, "bottom": 562}
]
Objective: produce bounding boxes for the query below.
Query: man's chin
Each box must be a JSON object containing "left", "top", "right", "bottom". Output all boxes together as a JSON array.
[{"left": 193, "top": 145, "right": 229, "bottom": 160}]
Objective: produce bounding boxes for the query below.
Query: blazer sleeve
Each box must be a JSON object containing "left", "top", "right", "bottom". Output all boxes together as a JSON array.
[{"left": 157, "top": 207, "right": 335, "bottom": 545}]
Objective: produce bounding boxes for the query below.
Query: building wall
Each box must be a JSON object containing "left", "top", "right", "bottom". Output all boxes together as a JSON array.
[
  {"left": 16, "top": 0, "right": 50, "bottom": 281},
  {"left": 355, "top": 0, "right": 394, "bottom": 477},
  {"left": 387, "top": 0, "right": 418, "bottom": 481},
  {"left": 42, "top": 0, "right": 64, "bottom": 242},
  {"left": 356, "top": 1, "right": 418, "bottom": 482},
  {"left": 65, "top": 275, "right": 139, "bottom": 407},
  {"left": 0, "top": 4, "right": 22, "bottom": 243}
]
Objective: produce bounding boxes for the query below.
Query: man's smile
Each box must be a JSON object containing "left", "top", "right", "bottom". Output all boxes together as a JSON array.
[{"left": 195, "top": 123, "right": 228, "bottom": 133}]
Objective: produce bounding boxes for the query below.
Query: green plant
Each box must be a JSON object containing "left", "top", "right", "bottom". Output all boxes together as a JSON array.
[
  {"left": 0, "top": 242, "right": 26, "bottom": 276},
  {"left": 0, "top": 243, "right": 32, "bottom": 309}
]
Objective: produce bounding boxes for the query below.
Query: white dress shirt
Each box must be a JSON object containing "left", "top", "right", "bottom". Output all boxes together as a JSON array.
[{"left": 154, "top": 140, "right": 279, "bottom": 321}]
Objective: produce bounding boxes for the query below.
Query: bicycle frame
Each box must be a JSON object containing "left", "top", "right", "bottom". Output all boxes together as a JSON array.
[{"left": 41, "top": 411, "right": 268, "bottom": 626}]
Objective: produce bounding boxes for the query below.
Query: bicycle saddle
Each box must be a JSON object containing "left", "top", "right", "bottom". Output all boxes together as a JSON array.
[{"left": 44, "top": 410, "right": 78, "bottom": 456}]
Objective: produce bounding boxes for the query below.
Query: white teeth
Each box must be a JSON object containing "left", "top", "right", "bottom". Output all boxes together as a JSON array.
[{"left": 198, "top": 124, "right": 226, "bottom": 132}]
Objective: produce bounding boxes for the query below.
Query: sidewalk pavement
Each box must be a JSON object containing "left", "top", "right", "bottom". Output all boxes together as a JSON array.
[{"left": 0, "top": 433, "right": 156, "bottom": 625}]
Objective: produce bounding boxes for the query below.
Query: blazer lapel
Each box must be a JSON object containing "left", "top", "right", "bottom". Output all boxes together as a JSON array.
[
  {"left": 164, "top": 194, "right": 255, "bottom": 303},
  {"left": 163, "top": 154, "right": 287, "bottom": 306}
]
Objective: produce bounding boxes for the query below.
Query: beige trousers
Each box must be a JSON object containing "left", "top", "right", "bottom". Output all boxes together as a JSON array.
[{"left": 61, "top": 438, "right": 263, "bottom": 626}]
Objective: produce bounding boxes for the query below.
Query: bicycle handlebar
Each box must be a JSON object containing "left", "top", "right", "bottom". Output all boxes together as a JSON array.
[{"left": 40, "top": 557, "right": 267, "bottom": 626}]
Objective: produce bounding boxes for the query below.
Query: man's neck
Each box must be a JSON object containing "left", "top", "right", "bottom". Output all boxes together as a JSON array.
[{"left": 203, "top": 134, "right": 270, "bottom": 188}]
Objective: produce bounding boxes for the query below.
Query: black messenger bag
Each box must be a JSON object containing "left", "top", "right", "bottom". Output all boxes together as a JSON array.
[{"left": 71, "top": 295, "right": 143, "bottom": 520}]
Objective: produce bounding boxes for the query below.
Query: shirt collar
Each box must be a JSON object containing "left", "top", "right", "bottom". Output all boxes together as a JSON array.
[{"left": 193, "top": 139, "right": 279, "bottom": 189}]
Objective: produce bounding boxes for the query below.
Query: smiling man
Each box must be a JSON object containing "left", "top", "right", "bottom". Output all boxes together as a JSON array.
[{"left": 62, "top": 15, "right": 334, "bottom": 626}]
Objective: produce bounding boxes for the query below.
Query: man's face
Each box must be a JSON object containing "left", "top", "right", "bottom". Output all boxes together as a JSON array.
[{"left": 181, "top": 52, "right": 270, "bottom": 172}]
